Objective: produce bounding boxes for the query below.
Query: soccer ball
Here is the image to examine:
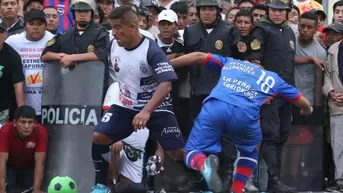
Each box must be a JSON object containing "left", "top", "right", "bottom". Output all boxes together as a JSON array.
[{"left": 48, "top": 176, "right": 78, "bottom": 193}]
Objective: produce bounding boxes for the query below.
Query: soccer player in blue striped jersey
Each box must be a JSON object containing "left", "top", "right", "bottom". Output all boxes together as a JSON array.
[{"left": 171, "top": 52, "right": 313, "bottom": 193}]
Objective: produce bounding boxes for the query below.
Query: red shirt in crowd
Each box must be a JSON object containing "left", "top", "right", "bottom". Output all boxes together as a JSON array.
[{"left": 0, "top": 121, "right": 48, "bottom": 169}]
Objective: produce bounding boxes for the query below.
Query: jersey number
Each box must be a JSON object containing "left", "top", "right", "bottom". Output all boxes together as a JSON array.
[
  {"left": 102, "top": 113, "right": 113, "bottom": 123},
  {"left": 256, "top": 70, "right": 275, "bottom": 94}
]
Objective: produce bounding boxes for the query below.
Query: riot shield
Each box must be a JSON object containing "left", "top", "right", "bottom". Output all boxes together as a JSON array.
[{"left": 41, "top": 61, "right": 105, "bottom": 192}]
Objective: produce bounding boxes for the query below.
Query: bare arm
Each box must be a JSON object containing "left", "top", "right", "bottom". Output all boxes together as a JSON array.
[
  {"left": 14, "top": 82, "right": 24, "bottom": 106},
  {"left": 41, "top": 52, "right": 62, "bottom": 62},
  {"left": 170, "top": 52, "right": 208, "bottom": 68},
  {"left": 142, "top": 81, "right": 172, "bottom": 114},
  {"left": 0, "top": 153, "right": 8, "bottom": 192},
  {"left": 293, "top": 96, "right": 312, "bottom": 113},
  {"left": 33, "top": 152, "right": 46, "bottom": 191}
]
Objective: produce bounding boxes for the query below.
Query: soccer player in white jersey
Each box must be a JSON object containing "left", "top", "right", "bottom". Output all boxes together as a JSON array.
[
  {"left": 103, "top": 82, "right": 149, "bottom": 193},
  {"left": 90, "top": 6, "right": 186, "bottom": 193}
]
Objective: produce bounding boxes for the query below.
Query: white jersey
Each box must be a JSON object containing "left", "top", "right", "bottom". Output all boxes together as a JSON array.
[
  {"left": 109, "top": 36, "right": 177, "bottom": 113},
  {"left": 5, "top": 31, "right": 54, "bottom": 115},
  {"left": 103, "top": 82, "right": 149, "bottom": 183}
]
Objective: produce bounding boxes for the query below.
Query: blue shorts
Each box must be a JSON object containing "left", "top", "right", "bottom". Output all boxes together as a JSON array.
[
  {"left": 94, "top": 105, "right": 185, "bottom": 150},
  {"left": 185, "top": 99, "right": 262, "bottom": 154}
]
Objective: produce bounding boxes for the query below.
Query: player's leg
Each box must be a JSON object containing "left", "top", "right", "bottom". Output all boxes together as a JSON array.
[
  {"left": 225, "top": 105, "right": 262, "bottom": 193},
  {"left": 91, "top": 105, "right": 135, "bottom": 192},
  {"left": 184, "top": 99, "right": 227, "bottom": 192}
]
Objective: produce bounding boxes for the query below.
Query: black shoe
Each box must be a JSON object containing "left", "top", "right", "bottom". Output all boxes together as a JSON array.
[
  {"left": 177, "top": 170, "right": 204, "bottom": 192},
  {"left": 267, "top": 176, "right": 297, "bottom": 193},
  {"left": 325, "top": 182, "right": 340, "bottom": 192}
]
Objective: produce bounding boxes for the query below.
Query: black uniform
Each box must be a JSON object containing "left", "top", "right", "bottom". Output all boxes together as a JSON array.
[
  {"left": 248, "top": 17, "right": 295, "bottom": 177},
  {"left": 42, "top": 22, "right": 109, "bottom": 64}
]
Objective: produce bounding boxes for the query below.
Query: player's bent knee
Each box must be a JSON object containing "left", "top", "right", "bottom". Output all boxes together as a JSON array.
[{"left": 93, "top": 132, "right": 112, "bottom": 145}]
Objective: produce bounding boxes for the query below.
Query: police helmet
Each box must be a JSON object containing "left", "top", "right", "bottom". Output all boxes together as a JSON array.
[
  {"left": 267, "top": 0, "right": 291, "bottom": 10},
  {"left": 196, "top": 0, "right": 220, "bottom": 8},
  {"left": 140, "top": 0, "right": 163, "bottom": 13},
  {"left": 70, "top": 0, "right": 97, "bottom": 13}
]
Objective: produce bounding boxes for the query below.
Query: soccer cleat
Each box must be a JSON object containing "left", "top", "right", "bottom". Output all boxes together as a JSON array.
[
  {"left": 201, "top": 154, "right": 223, "bottom": 193},
  {"left": 91, "top": 183, "right": 111, "bottom": 193}
]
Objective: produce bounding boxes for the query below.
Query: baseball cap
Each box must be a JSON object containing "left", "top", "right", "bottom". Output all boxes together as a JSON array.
[
  {"left": 0, "top": 18, "right": 7, "bottom": 31},
  {"left": 23, "top": 0, "right": 44, "bottom": 10},
  {"left": 323, "top": 23, "right": 343, "bottom": 34},
  {"left": 158, "top": 10, "right": 178, "bottom": 23},
  {"left": 24, "top": 9, "right": 47, "bottom": 23},
  {"left": 309, "top": 8, "right": 327, "bottom": 21}
]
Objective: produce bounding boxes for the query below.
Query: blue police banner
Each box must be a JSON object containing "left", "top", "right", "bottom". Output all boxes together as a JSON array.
[{"left": 41, "top": 61, "right": 105, "bottom": 192}]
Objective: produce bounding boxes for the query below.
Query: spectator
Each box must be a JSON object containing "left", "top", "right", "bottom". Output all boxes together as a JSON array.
[
  {"left": 0, "top": 18, "right": 24, "bottom": 127},
  {"left": 170, "top": 1, "right": 188, "bottom": 30},
  {"left": 43, "top": 6, "right": 60, "bottom": 34},
  {"left": 23, "top": 0, "right": 43, "bottom": 12},
  {"left": 288, "top": 5, "right": 300, "bottom": 25},
  {"left": 97, "top": 0, "right": 114, "bottom": 30},
  {"left": 94, "top": 5, "right": 105, "bottom": 25},
  {"left": 158, "top": 0, "right": 178, "bottom": 10},
  {"left": 103, "top": 82, "right": 150, "bottom": 192},
  {"left": 226, "top": 7, "right": 240, "bottom": 25},
  {"left": 250, "top": 4, "right": 266, "bottom": 25},
  {"left": 238, "top": 0, "right": 254, "bottom": 10},
  {"left": 6, "top": 9, "right": 54, "bottom": 120},
  {"left": 41, "top": 0, "right": 109, "bottom": 66},
  {"left": 140, "top": 0, "right": 161, "bottom": 35},
  {"left": 324, "top": 24, "right": 343, "bottom": 48},
  {"left": 333, "top": 0, "right": 343, "bottom": 24},
  {"left": 137, "top": 5, "right": 150, "bottom": 30},
  {"left": 0, "top": 106, "right": 48, "bottom": 193},
  {"left": 323, "top": 22, "right": 343, "bottom": 191},
  {"left": 0, "top": 0, "right": 24, "bottom": 36},
  {"left": 231, "top": 9, "right": 254, "bottom": 60},
  {"left": 187, "top": 3, "right": 198, "bottom": 25},
  {"left": 43, "top": 0, "right": 73, "bottom": 32}
]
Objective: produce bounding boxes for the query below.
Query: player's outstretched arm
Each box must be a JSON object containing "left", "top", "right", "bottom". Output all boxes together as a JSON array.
[
  {"left": 170, "top": 52, "right": 208, "bottom": 68},
  {"left": 293, "top": 96, "right": 313, "bottom": 115}
]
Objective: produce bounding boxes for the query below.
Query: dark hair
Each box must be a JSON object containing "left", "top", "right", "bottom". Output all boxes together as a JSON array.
[
  {"left": 300, "top": 11, "right": 318, "bottom": 26},
  {"left": 109, "top": 5, "right": 137, "bottom": 23},
  {"left": 137, "top": 6, "right": 149, "bottom": 22},
  {"left": 170, "top": 1, "right": 188, "bottom": 15},
  {"left": 292, "top": 5, "right": 300, "bottom": 16},
  {"left": 97, "top": 4, "right": 105, "bottom": 23},
  {"left": 234, "top": 9, "right": 253, "bottom": 23},
  {"left": 43, "top": 5, "right": 58, "bottom": 12},
  {"left": 251, "top": 4, "right": 266, "bottom": 13},
  {"left": 333, "top": 0, "right": 343, "bottom": 12},
  {"left": 237, "top": 0, "right": 255, "bottom": 7},
  {"left": 14, "top": 106, "right": 36, "bottom": 120}
]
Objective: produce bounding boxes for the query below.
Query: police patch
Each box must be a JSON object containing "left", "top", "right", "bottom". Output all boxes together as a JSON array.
[
  {"left": 237, "top": 41, "right": 247, "bottom": 53},
  {"left": 289, "top": 40, "right": 295, "bottom": 50},
  {"left": 46, "top": 38, "right": 56, "bottom": 47},
  {"left": 87, "top": 45, "right": 95, "bottom": 52},
  {"left": 215, "top": 40, "right": 223, "bottom": 50},
  {"left": 250, "top": 39, "right": 261, "bottom": 50}
]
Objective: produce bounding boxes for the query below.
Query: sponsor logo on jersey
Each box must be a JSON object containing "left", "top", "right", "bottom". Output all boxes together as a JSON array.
[
  {"left": 26, "top": 142, "right": 36, "bottom": 148},
  {"left": 41, "top": 105, "right": 101, "bottom": 126}
]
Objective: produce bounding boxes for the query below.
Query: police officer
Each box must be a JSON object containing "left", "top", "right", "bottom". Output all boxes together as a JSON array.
[
  {"left": 248, "top": 0, "right": 297, "bottom": 192},
  {"left": 41, "top": 0, "right": 109, "bottom": 66},
  {"left": 183, "top": 0, "right": 237, "bottom": 191}
]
